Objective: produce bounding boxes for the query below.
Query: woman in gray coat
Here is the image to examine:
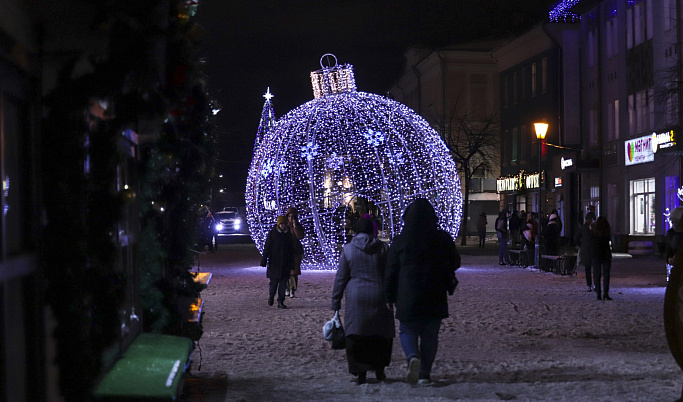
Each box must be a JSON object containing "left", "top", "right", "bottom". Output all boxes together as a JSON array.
[{"left": 331, "top": 217, "right": 395, "bottom": 385}]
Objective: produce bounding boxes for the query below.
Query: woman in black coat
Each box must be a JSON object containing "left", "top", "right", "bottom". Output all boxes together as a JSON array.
[
  {"left": 385, "top": 199, "right": 461, "bottom": 385},
  {"left": 260, "top": 215, "right": 301, "bottom": 309},
  {"left": 542, "top": 213, "right": 561, "bottom": 255},
  {"left": 574, "top": 212, "right": 595, "bottom": 291},
  {"left": 591, "top": 216, "right": 613, "bottom": 300}
]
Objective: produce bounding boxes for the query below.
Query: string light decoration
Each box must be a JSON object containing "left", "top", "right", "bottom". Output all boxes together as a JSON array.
[
  {"left": 245, "top": 54, "right": 462, "bottom": 269},
  {"left": 254, "top": 87, "right": 276, "bottom": 150},
  {"left": 549, "top": 0, "right": 580, "bottom": 22}
]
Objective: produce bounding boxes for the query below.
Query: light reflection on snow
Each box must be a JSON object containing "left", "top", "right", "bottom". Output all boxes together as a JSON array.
[{"left": 241, "top": 266, "right": 334, "bottom": 274}]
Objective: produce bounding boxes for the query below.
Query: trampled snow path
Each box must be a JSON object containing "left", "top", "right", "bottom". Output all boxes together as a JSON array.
[{"left": 181, "top": 243, "right": 681, "bottom": 401}]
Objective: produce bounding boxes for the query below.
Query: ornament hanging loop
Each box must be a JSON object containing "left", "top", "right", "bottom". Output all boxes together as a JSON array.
[{"left": 320, "top": 53, "right": 338, "bottom": 69}]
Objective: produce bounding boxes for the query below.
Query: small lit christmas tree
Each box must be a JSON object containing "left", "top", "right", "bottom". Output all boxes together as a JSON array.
[
  {"left": 246, "top": 54, "right": 462, "bottom": 269},
  {"left": 254, "top": 87, "right": 276, "bottom": 149}
]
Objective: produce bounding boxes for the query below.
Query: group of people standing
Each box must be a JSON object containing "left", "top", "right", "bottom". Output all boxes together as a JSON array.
[
  {"left": 493, "top": 210, "right": 541, "bottom": 266},
  {"left": 492, "top": 208, "right": 616, "bottom": 301}
]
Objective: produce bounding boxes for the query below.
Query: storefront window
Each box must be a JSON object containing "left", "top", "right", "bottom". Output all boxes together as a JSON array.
[{"left": 630, "top": 178, "right": 655, "bottom": 234}]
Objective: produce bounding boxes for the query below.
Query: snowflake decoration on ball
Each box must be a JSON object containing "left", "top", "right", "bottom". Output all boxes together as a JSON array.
[{"left": 246, "top": 54, "right": 463, "bottom": 269}]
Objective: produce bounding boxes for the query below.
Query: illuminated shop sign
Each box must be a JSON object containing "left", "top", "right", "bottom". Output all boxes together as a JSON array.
[
  {"left": 497, "top": 171, "right": 541, "bottom": 193},
  {"left": 560, "top": 157, "right": 573, "bottom": 170},
  {"left": 625, "top": 135, "right": 654, "bottom": 166},
  {"left": 497, "top": 176, "right": 519, "bottom": 192},
  {"left": 651, "top": 130, "right": 676, "bottom": 153},
  {"left": 555, "top": 177, "right": 562, "bottom": 187}
]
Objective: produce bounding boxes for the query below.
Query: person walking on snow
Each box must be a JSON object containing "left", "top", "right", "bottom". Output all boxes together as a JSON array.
[
  {"left": 331, "top": 217, "right": 394, "bottom": 385},
  {"left": 385, "top": 199, "right": 461, "bottom": 385},
  {"left": 575, "top": 212, "right": 595, "bottom": 291},
  {"left": 495, "top": 210, "right": 511, "bottom": 265},
  {"left": 477, "top": 212, "right": 487, "bottom": 248},
  {"left": 260, "top": 215, "right": 302, "bottom": 309},
  {"left": 591, "top": 216, "right": 613, "bottom": 301},
  {"left": 285, "top": 207, "right": 305, "bottom": 298}
]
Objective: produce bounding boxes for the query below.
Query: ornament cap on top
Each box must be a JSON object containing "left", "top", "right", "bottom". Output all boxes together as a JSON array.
[{"left": 310, "top": 53, "right": 357, "bottom": 99}]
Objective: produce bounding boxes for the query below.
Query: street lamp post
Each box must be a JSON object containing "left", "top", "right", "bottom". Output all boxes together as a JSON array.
[{"left": 534, "top": 122, "right": 548, "bottom": 267}]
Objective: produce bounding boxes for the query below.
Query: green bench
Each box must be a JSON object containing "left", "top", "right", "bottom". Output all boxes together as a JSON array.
[{"left": 93, "top": 333, "right": 193, "bottom": 401}]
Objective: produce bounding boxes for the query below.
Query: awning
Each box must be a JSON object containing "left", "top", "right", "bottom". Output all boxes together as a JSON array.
[{"left": 468, "top": 192, "right": 499, "bottom": 201}]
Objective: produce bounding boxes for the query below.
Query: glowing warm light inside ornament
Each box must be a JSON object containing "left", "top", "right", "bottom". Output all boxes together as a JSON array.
[{"left": 246, "top": 55, "right": 463, "bottom": 269}]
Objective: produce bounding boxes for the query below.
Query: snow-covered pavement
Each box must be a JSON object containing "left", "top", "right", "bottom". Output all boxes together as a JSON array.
[{"left": 182, "top": 242, "right": 681, "bottom": 401}]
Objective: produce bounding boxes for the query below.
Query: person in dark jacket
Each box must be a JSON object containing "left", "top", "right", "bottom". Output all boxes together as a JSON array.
[
  {"left": 520, "top": 212, "right": 536, "bottom": 267},
  {"left": 200, "top": 212, "right": 217, "bottom": 252},
  {"left": 332, "top": 217, "right": 394, "bottom": 385},
  {"left": 495, "top": 210, "right": 510, "bottom": 265},
  {"left": 666, "top": 207, "right": 683, "bottom": 281},
  {"left": 385, "top": 199, "right": 461, "bottom": 385},
  {"left": 508, "top": 211, "right": 521, "bottom": 248},
  {"left": 260, "top": 215, "right": 301, "bottom": 309},
  {"left": 542, "top": 213, "right": 561, "bottom": 255},
  {"left": 591, "top": 216, "right": 613, "bottom": 301},
  {"left": 476, "top": 212, "right": 487, "bottom": 248},
  {"left": 550, "top": 208, "right": 563, "bottom": 234},
  {"left": 575, "top": 212, "right": 595, "bottom": 291},
  {"left": 285, "top": 207, "right": 305, "bottom": 298}
]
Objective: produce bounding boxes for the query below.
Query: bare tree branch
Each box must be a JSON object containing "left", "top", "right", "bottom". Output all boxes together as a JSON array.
[{"left": 429, "top": 95, "right": 500, "bottom": 245}]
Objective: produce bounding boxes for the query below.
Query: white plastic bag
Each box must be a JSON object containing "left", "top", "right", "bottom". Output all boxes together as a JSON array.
[{"left": 322, "top": 311, "right": 341, "bottom": 340}]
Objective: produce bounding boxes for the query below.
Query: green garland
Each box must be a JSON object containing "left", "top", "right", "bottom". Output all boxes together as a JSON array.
[
  {"left": 138, "top": 2, "right": 216, "bottom": 336},
  {"left": 40, "top": 1, "right": 215, "bottom": 399}
]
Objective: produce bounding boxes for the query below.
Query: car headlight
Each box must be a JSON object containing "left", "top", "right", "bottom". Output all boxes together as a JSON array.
[
  {"left": 215, "top": 223, "right": 223, "bottom": 231},
  {"left": 234, "top": 219, "right": 241, "bottom": 228}
]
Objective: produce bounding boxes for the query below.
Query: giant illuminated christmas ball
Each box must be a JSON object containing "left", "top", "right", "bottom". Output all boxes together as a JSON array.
[{"left": 245, "top": 54, "right": 462, "bottom": 269}]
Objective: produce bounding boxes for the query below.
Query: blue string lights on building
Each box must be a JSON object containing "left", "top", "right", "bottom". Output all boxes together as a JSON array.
[
  {"left": 549, "top": 0, "right": 581, "bottom": 22},
  {"left": 245, "top": 54, "right": 463, "bottom": 269}
]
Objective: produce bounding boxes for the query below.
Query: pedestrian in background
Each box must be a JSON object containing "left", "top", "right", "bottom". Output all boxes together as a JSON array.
[
  {"left": 363, "top": 213, "right": 379, "bottom": 238},
  {"left": 495, "top": 209, "right": 510, "bottom": 265},
  {"left": 200, "top": 211, "right": 217, "bottom": 253},
  {"left": 285, "top": 207, "right": 305, "bottom": 298},
  {"left": 477, "top": 212, "right": 487, "bottom": 248},
  {"left": 521, "top": 212, "right": 537, "bottom": 267},
  {"left": 542, "top": 213, "right": 561, "bottom": 256},
  {"left": 332, "top": 217, "right": 394, "bottom": 385},
  {"left": 260, "top": 215, "right": 302, "bottom": 309},
  {"left": 385, "top": 199, "right": 461, "bottom": 385},
  {"left": 575, "top": 212, "right": 595, "bottom": 291},
  {"left": 508, "top": 211, "right": 521, "bottom": 248},
  {"left": 666, "top": 207, "right": 683, "bottom": 281},
  {"left": 550, "top": 208, "right": 563, "bottom": 235},
  {"left": 591, "top": 216, "right": 613, "bottom": 301}
]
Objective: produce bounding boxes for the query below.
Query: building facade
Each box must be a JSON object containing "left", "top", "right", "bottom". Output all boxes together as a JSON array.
[
  {"left": 388, "top": 40, "right": 504, "bottom": 236},
  {"left": 549, "top": 0, "right": 682, "bottom": 251},
  {"left": 493, "top": 23, "right": 582, "bottom": 242}
]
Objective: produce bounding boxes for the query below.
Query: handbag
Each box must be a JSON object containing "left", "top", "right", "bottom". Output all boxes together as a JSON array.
[{"left": 323, "top": 311, "right": 346, "bottom": 349}]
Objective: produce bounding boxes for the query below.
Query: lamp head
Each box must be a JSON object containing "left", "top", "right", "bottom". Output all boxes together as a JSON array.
[{"left": 534, "top": 122, "right": 548, "bottom": 139}]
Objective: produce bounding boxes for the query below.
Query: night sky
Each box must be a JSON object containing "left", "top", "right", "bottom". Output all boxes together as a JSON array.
[{"left": 194, "top": 0, "right": 557, "bottom": 203}]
